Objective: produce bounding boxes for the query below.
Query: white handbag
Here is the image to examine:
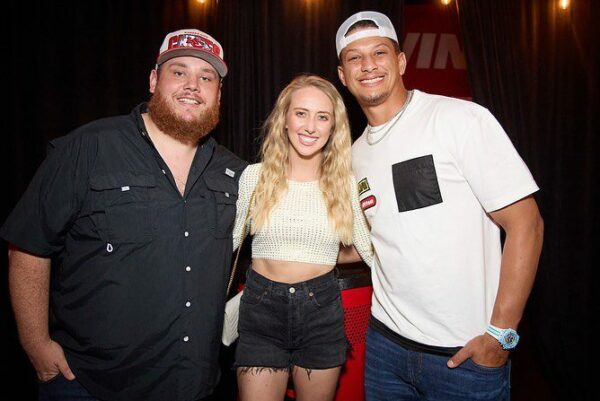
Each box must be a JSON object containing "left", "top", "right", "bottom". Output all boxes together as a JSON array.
[
  {"left": 221, "top": 191, "right": 254, "bottom": 346},
  {"left": 222, "top": 290, "right": 243, "bottom": 346}
]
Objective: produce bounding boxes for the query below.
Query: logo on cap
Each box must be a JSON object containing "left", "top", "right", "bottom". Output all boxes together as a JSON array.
[
  {"left": 167, "top": 34, "right": 222, "bottom": 58},
  {"left": 157, "top": 29, "right": 228, "bottom": 77}
]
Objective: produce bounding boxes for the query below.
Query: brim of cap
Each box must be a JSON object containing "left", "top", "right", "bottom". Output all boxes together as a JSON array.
[{"left": 157, "top": 48, "right": 228, "bottom": 77}]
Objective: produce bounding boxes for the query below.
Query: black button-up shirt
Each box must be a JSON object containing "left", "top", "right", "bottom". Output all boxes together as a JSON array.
[{"left": 0, "top": 104, "right": 247, "bottom": 401}]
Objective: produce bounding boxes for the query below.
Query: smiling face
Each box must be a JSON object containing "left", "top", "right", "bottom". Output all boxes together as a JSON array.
[
  {"left": 337, "top": 35, "right": 406, "bottom": 108},
  {"left": 285, "top": 86, "right": 334, "bottom": 164},
  {"left": 147, "top": 56, "right": 221, "bottom": 143}
]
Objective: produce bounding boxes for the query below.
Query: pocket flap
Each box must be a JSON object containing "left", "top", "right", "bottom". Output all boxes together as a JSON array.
[
  {"left": 204, "top": 174, "right": 239, "bottom": 197},
  {"left": 90, "top": 173, "right": 156, "bottom": 190}
]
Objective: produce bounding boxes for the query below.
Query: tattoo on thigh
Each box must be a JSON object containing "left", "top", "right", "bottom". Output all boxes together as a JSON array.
[{"left": 238, "top": 366, "right": 290, "bottom": 375}]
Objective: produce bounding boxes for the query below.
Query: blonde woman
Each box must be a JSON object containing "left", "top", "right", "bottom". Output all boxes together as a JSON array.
[{"left": 231, "top": 74, "right": 373, "bottom": 401}]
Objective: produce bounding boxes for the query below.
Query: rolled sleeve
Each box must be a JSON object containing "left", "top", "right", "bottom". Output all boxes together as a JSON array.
[{"left": 1, "top": 134, "right": 95, "bottom": 256}]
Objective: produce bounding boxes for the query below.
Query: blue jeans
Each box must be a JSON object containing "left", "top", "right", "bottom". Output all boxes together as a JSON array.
[
  {"left": 38, "top": 374, "right": 98, "bottom": 401},
  {"left": 365, "top": 327, "right": 511, "bottom": 401}
]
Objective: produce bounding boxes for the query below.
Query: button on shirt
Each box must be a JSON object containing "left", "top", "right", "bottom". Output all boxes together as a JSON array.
[{"left": 0, "top": 104, "right": 247, "bottom": 401}]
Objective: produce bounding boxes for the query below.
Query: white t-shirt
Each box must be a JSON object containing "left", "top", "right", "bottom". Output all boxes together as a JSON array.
[{"left": 352, "top": 90, "right": 539, "bottom": 347}]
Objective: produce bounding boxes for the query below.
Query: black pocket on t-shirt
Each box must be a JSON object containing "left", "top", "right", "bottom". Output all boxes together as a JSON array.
[{"left": 392, "top": 155, "right": 443, "bottom": 212}]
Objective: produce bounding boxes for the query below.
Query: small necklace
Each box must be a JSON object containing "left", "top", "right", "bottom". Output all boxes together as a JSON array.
[{"left": 366, "top": 90, "right": 414, "bottom": 146}]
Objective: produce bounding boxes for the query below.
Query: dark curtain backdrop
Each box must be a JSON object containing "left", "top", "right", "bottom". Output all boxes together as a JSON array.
[
  {"left": 458, "top": 1, "right": 598, "bottom": 400},
  {"left": 2, "top": 0, "right": 597, "bottom": 400}
]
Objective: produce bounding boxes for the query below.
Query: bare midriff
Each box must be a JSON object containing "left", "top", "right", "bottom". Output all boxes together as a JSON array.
[{"left": 251, "top": 258, "right": 335, "bottom": 284}]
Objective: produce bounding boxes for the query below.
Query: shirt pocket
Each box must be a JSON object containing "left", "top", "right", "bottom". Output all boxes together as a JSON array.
[
  {"left": 204, "top": 174, "right": 239, "bottom": 238},
  {"left": 90, "top": 172, "right": 156, "bottom": 245},
  {"left": 392, "top": 155, "right": 443, "bottom": 213}
]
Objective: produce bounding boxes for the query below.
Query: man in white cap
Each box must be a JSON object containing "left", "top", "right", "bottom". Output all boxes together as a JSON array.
[
  {"left": 336, "top": 11, "right": 544, "bottom": 401},
  {"left": 1, "top": 29, "right": 246, "bottom": 401}
]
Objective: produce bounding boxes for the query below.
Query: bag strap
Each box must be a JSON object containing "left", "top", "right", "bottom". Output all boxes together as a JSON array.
[{"left": 226, "top": 191, "right": 255, "bottom": 296}]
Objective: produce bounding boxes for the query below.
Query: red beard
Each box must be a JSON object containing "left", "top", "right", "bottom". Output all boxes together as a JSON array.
[{"left": 147, "top": 88, "right": 220, "bottom": 144}]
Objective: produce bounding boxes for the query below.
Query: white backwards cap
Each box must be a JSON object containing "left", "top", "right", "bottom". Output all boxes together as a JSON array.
[{"left": 336, "top": 11, "right": 399, "bottom": 57}]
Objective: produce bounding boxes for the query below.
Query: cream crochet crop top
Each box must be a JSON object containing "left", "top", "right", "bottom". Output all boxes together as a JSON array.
[{"left": 232, "top": 163, "right": 373, "bottom": 267}]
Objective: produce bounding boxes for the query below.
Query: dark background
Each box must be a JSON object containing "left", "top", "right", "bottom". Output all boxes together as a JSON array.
[{"left": 2, "top": 0, "right": 597, "bottom": 400}]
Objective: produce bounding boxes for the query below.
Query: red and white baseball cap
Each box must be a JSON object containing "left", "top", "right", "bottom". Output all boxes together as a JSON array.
[{"left": 156, "top": 29, "right": 228, "bottom": 77}]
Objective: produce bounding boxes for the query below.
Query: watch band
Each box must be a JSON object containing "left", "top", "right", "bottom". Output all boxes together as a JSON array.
[{"left": 486, "top": 324, "right": 505, "bottom": 338}]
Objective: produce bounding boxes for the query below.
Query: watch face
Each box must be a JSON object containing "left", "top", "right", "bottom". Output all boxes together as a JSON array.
[{"left": 501, "top": 329, "right": 519, "bottom": 349}]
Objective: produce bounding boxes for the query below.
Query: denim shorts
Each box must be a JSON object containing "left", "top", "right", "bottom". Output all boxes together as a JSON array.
[{"left": 234, "top": 268, "right": 348, "bottom": 370}]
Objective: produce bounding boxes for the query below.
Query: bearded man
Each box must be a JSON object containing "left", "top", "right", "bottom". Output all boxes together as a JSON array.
[{"left": 1, "top": 29, "right": 246, "bottom": 401}]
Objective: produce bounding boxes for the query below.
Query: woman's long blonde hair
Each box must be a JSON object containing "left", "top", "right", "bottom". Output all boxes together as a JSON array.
[{"left": 251, "top": 74, "right": 354, "bottom": 245}]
